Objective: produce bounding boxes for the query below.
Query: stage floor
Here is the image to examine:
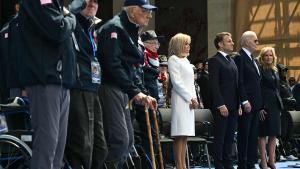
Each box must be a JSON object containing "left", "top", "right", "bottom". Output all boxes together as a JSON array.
[{"left": 186, "top": 160, "right": 300, "bottom": 168}]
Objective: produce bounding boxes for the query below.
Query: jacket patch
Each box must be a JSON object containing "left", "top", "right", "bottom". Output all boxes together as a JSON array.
[
  {"left": 4, "top": 33, "right": 8, "bottom": 38},
  {"left": 40, "top": 0, "right": 52, "bottom": 5},
  {"left": 111, "top": 32, "right": 117, "bottom": 39}
]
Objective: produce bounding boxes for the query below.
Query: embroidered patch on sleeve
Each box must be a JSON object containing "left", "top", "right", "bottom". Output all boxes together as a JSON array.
[
  {"left": 40, "top": 0, "right": 52, "bottom": 5},
  {"left": 111, "top": 32, "right": 118, "bottom": 39}
]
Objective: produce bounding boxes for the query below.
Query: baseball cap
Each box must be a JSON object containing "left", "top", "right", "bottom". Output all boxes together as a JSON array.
[
  {"left": 159, "top": 55, "right": 168, "bottom": 66},
  {"left": 124, "top": 0, "right": 157, "bottom": 11},
  {"left": 141, "top": 30, "right": 164, "bottom": 42}
]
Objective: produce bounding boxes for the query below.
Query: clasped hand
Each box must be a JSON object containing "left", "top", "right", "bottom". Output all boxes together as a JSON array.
[
  {"left": 259, "top": 109, "right": 267, "bottom": 121},
  {"left": 189, "top": 98, "right": 199, "bottom": 109}
]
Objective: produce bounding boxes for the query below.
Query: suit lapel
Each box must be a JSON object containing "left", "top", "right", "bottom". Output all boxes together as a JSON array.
[
  {"left": 216, "top": 52, "right": 228, "bottom": 63},
  {"left": 241, "top": 49, "right": 260, "bottom": 76},
  {"left": 216, "top": 52, "right": 238, "bottom": 84}
]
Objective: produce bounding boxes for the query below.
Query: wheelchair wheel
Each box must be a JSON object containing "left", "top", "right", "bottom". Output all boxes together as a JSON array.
[{"left": 0, "top": 134, "right": 31, "bottom": 169}]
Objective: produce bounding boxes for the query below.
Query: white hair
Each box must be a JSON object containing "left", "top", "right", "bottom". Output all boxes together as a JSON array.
[
  {"left": 123, "top": 7, "right": 129, "bottom": 11},
  {"left": 240, "top": 31, "right": 257, "bottom": 47}
]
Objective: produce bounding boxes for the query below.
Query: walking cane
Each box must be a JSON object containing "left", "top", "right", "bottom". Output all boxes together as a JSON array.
[
  {"left": 145, "top": 106, "right": 156, "bottom": 169},
  {"left": 152, "top": 110, "right": 164, "bottom": 169}
]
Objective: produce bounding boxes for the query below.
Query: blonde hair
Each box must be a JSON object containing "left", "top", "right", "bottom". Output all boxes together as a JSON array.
[
  {"left": 257, "top": 46, "right": 277, "bottom": 71},
  {"left": 168, "top": 33, "right": 191, "bottom": 57}
]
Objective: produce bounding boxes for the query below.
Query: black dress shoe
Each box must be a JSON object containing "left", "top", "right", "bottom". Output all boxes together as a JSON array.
[
  {"left": 247, "top": 164, "right": 256, "bottom": 169},
  {"left": 247, "top": 167, "right": 256, "bottom": 169}
]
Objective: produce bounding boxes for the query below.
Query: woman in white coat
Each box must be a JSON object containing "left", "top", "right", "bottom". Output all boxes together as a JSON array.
[{"left": 168, "top": 33, "right": 199, "bottom": 169}]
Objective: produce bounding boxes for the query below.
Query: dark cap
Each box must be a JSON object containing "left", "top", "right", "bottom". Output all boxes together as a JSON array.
[
  {"left": 159, "top": 55, "right": 168, "bottom": 66},
  {"left": 141, "top": 30, "right": 164, "bottom": 42},
  {"left": 277, "top": 64, "right": 288, "bottom": 71},
  {"left": 124, "top": 0, "right": 157, "bottom": 10}
]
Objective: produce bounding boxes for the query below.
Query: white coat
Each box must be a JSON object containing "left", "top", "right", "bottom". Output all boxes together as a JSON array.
[{"left": 168, "top": 55, "right": 196, "bottom": 136}]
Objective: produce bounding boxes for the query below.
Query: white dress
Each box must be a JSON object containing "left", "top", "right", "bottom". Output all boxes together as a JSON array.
[{"left": 168, "top": 55, "right": 196, "bottom": 136}]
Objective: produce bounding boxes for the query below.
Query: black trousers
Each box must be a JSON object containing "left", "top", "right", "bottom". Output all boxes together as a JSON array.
[
  {"left": 99, "top": 84, "right": 134, "bottom": 169},
  {"left": 213, "top": 109, "right": 238, "bottom": 169},
  {"left": 65, "top": 89, "right": 108, "bottom": 169},
  {"left": 237, "top": 110, "right": 259, "bottom": 169}
]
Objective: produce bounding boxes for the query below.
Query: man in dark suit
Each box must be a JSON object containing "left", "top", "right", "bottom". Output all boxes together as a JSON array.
[
  {"left": 234, "top": 31, "right": 263, "bottom": 169},
  {"left": 196, "top": 59, "right": 211, "bottom": 109},
  {"left": 209, "top": 32, "right": 240, "bottom": 169}
]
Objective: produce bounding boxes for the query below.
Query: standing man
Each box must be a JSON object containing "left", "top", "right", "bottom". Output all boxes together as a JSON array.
[
  {"left": 136, "top": 30, "right": 163, "bottom": 168},
  {"left": 97, "top": 0, "right": 157, "bottom": 168},
  {"left": 65, "top": 0, "right": 108, "bottom": 168},
  {"left": 18, "top": 0, "right": 82, "bottom": 168},
  {"left": 196, "top": 59, "right": 211, "bottom": 109},
  {"left": 234, "top": 31, "right": 263, "bottom": 169},
  {"left": 141, "top": 30, "right": 164, "bottom": 100},
  {"left": 209, "top": 32, "right": 239, "bottom": 169}
]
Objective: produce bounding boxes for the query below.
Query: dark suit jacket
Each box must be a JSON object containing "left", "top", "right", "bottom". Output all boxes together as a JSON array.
[
  {"left": 292, "top": 84, "right": 300, "bottom": 110},
  {"left": 196, "top": 70, "right": 211, "bottom": 109},
  {"left": 208, "top": 52, "right": 239, "bottom": 111},
  {"left": 234, "top": 49, "right": 263, "bottom": 111},
  {"left": 260, "top": 68, "right": 284, "bottom": 111}
]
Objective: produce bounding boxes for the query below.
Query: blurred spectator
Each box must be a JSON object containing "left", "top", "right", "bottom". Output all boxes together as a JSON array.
[
  {"left": 289, "top": 77, "right": 297, "bottom": 90},
  {"left": 277, "top": 64, "right": 296, "bottom": 110},
  {"left": 158, "top": 55, "right": 170, "bottom": 108},
  {"left": 196, "top": 59, "right": 211, "bottom": 109},
  {"left": 192, "top": 65, "right": 204, "bottom": 109},
  {"left": 292, "top": 82, "right": 300, "bottom": 111},
  {"left": 289, "top": 77, "right": 300, "bottom": 110},
  {"left": 276, "top": 64, "right": 298, "bottom": 161}
]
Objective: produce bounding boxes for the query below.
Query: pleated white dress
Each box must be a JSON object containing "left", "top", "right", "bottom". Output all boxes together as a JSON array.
[{"left": 168, "top": 55, "right": 196, "bottom": 136}]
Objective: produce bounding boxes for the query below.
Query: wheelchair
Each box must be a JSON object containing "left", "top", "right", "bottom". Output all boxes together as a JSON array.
[
  {"left": 0, "top": 97, "right": 74, "bottom": 169},
  {"left": 0, "top": 97, "right": 32, "bottom": 169}
]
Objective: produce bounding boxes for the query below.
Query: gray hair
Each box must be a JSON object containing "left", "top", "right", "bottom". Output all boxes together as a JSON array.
[
  {"left": 240, "top": 31, "right": 256, "bottom": 47},
  {"left": 123, "top": 7, "right": 129, "bottom": 11}
]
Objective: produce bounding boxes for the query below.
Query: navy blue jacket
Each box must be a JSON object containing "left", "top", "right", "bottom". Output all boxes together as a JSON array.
[
  {"left": 18, "top": 0, "right": 77, "bottom": 88},
  {"left": 234, "top": 49, "right": 263, "bottom": 111},
  {"left": 97, "top": 10, "right": 144, "bottom": 99},
  {"left": 209, "top": 52, "right": 239, "bottom": 111},
  {"left": 71, "top": 13, "right": 100, "bottom": 92}
]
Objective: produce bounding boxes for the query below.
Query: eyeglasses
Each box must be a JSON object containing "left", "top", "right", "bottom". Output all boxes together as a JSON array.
[
  {"left": 254, "top": 39, "right": 259, "bottom": 44},
  {"left": 140, "top": 7, "right": 152, "bottom": 14},
  {"left": 144, "top": 41, "right": 160, "bottom": 46}
]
